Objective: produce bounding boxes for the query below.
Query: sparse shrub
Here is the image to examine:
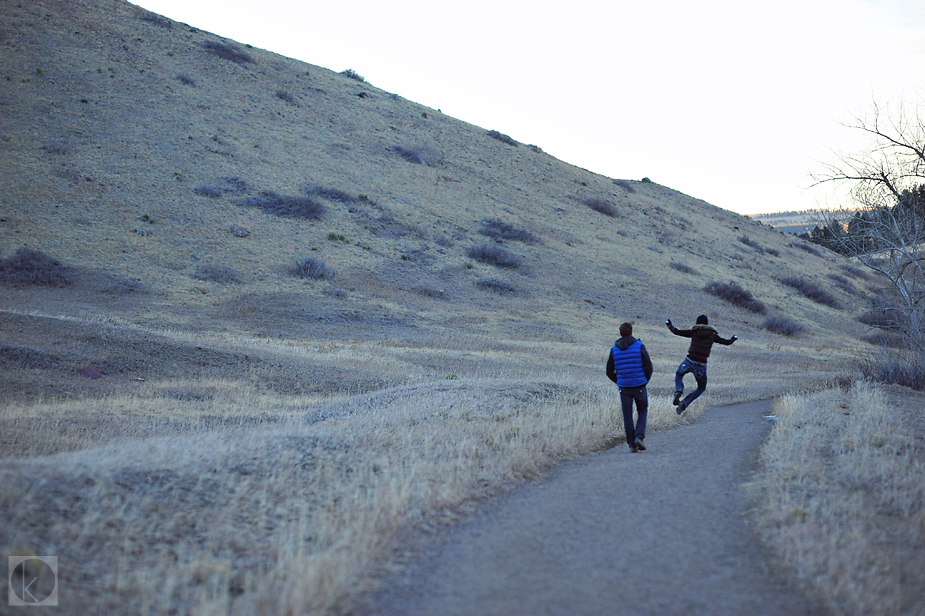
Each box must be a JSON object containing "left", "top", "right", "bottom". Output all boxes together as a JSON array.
[
  {"left": 789, "top": 242, "right": 822, "bottom": 257},
  {"left": 640, "top": 177, "right": 653, "bottom": 183},
  {"left": 393, "top": 145, "right": 425, "bottom": 165},
  {"left": 669, "top": 261, "right": 699, "bottom": 275},
  {"left": 476, "top": 278, "right": 517, "bottom": 294},
  {"left": 176, "top": 73, "right": 196, "bottom": 86},
  {"left": 340, "top": 69, "right": 365, "bottom": 82},
  {"left": 276, "top": 89, "right": 297, "bottom": 105},
  {"left": 327, "top": 233, "right": 348, "bottom": 243},
  {"left": 527, "top": 144, "right": 543, "bottom": 153},
  {"left": 222, "top": 175, "right": 244, "bottom": 195},
  {"left": 763, "top": 315, "right": 804, "bottom": 336},
  {"left": 739, "top": 235, "right": 765, "bottom": 253},
  {"left": 304, "top": 186, "right": 357, "bottom": 203},
  {"left": 466, "top": 244, "right": 522, "bottom": 269},
  {"left": 841, "top": 264, "right": 868, "bottom": 280},
  {"left": 857, "top": 310, "right": 902, "bottom": 329},
  {"left": 392, "top": 145, "right": 442, "bottom": 167},
  {"left": 291, "top": 257, "right": 335, "bottom": 280},
  {"left": 0, "top": 247, "right": 73, "bottom": 287},
  {"left": 478, "top": 218, "right": 538, "bottom": 244},
  {"left": 193, "top": 183, "right": 223, "bottom": 198},
  {"left": 766, "top": 248, "right": 780, "bottom": 257},
  {"left": 859, "top": 349, "right": 925, "bottom": 390},
  {"left": 584, "top": 198, "right": 619, "bottom": 218},
  {"left": 195, "top": 264, "right": 240, "bottom": 283},
  {"left": 487, "top": 130, "right": 519, "bottom": 147},
  {"left": 0, "top": 343, "right": 55, "bottom": 369},
  {"left": 613, "top": 179, "right": 636, "bottom": 193},
  {"left": 704, "top": 280, "right": 766, "bottom": 314},
  {"left": 104, "top": 278, "right": 145, "bottom": 294},
  {"left": 41, "top": 141, "right": 71, "bottom": 155},
  {"left": 780, "top": 277, "right": 841, "bottom": 308},
  {"left": 862, "top": 332, "right": 906, "bottom": 348},
  {"left": 241, "top": 192, "right": 325, "bottom": 220},
  {"left": 827, "top": 273, "right": 857, "bottom": 295},
  {"left": 140, "top": 11, "right": 172, "bottom": 28},
  {"left": 201, "top": 41, "right": 253, "bottom": 65}
]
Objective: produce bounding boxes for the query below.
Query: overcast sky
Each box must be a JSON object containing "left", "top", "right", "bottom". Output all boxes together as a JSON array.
[{"left": 133, "top": 0, "right": 925, "bottom": 215}]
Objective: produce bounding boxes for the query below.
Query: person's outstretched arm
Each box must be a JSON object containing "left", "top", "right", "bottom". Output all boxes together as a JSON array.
[
  {"left": 666, "top": 319, "right": 693, "bottom": 338},
  {"left": 714, "top": 333, "right": 738, "bottom": 345}
]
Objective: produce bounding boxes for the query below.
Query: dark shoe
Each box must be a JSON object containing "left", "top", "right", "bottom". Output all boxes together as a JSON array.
[
  {"left": 634, "top": 437, "right": 646, "bottom": 451},
  {"left": 677, "top": 401, "right": 688, "bottom": 415},
  {"left": 630, "top": 445, "right": 638, "bottom": 453},
  {"left": 673, "top": 391, "right": 683, "bottom": 406}
]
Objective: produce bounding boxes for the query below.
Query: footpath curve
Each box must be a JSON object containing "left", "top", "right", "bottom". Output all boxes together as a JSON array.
[{"left": 356, "top": 399, "right": 827, "bottom": 616}]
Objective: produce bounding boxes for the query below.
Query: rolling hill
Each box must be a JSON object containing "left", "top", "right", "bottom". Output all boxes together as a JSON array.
[{"left": 0, "top": 0, "right": 881, "bottom": 613}]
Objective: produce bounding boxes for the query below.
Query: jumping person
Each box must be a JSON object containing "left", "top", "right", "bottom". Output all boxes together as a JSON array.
[
  {"left": 666, "top": 315, "right": 737, "bottom": 414},
  {"left": 606, "top": 322, "right": 654, "bottom": 452}
]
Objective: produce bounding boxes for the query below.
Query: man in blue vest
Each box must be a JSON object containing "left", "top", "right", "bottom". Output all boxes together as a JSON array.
[{"left": 606, "top": 322, "right": 654, "bottom": 452}]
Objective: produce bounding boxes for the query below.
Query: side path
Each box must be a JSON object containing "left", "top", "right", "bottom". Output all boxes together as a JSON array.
[{"left": 356, "top": 400, "right": 827, "bottom": 616}]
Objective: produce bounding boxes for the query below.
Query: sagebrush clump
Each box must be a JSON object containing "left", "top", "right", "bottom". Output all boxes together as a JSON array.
[
  {"left": 0, "top": 247, "right": 73, "bottom": 287},
  {"left": 340, "top": 69, "right": 365, "bottom": 83},
  {"left": 487, "top": 130, "right": 519, "bottom": 147},
  {"left": 669, "top": 262, "right": 699, "bottom": 275},
  {"left": 201, "top": 41, "right": 253, "bottom": 65},
  {"left": 704, "top": 280, "right": 766, "bottom": 314},
  {"left": 476, "top": 278, "right": 517, "bottom": 295},
  {"left": 763, "top": 315, "right": 804, "bottom": 336},
  {"left": 584, "top": 198, "right": 619, "bottom": 218},
  {"left": 780, "top": 277, "right": 841, "bottom": 309},
  {"left": 195, "top": 264, "right": 241, "bottom": 283},
  {"left": 291, "top": 257, "right": 336, "bottom": 280},
  {"left": 241, "top": 192, "right": 325, "bottom": 220},
  {"left": 466, "top": 244, "right": 523, "bottom": 269},
  {"left": 478, "top": 219, "right": 538, "bottom": 244}
]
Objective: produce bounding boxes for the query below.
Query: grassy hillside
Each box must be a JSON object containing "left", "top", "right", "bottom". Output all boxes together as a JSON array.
[{"left": 0, "top": 0, "right": 884, "bottom": 613}]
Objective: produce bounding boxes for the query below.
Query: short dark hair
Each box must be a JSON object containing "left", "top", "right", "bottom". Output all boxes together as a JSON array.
[
  {"left": 619, "top": 322, "right": 633, "bottom": 337},
  {"left": 696, "top": 314, "right": 709, "bottom": 325}
]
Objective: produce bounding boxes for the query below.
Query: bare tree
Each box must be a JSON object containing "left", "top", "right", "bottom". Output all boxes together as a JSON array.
[{"left": 811, "top": 97, "right": 925, "bottom": 352}]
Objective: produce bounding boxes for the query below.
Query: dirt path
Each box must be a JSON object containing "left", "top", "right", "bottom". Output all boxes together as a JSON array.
[{"left": 356, "top": 399, "right": 827, "bottom": 616}]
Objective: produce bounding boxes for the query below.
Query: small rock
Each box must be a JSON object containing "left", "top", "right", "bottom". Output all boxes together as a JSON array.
[
  {"left": 230, "top": 225, "right": 250, "bottom": 237},
  {"left": 133, "top": 228, "right": 150, "bottom": 236}
]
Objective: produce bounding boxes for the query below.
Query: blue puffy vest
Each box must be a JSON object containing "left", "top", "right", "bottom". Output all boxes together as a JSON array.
[{"left": 611, "top": 339, "right": 647, "bottom": 388}]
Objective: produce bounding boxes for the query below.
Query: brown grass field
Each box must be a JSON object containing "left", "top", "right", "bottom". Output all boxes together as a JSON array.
[{"left": 1, "top": 0, "right": 923, "bottom": 613}]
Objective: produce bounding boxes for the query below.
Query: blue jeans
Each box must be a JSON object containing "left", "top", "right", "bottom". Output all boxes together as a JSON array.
[
  {"left": 620, "top": 386, "right": 648, "bottom": 446},
  {"left": 675, "top": 357, "right": 707, "bottom": 406}
]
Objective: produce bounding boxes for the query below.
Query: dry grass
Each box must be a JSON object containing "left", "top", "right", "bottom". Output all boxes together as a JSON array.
[
  {"left": 748, "top": 382, "right": 925, "bottom": 616},
  {"left": 0, "top": 375, "right": 686, "bottom": 614}
]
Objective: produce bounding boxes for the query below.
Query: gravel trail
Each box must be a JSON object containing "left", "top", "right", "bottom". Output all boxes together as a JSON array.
[{"left": 357, "top": 399, "right": 827, "bottom": 616}]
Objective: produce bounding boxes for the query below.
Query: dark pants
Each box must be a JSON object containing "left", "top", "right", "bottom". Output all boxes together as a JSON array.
[
  {"left": 675, "top": 357, "right": 708, "bottom": 406},
  {"left": 620, "top": 386, "right": 648, "bottom": 446}
]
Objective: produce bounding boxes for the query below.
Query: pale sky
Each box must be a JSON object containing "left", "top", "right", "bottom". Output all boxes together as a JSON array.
[{"left": 133, "top": 0, "right": 925, "bottom": 215}]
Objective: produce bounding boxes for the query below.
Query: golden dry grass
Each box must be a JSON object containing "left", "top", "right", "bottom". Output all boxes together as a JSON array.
[{"left": 748, "top": 382, "right": 925, "bottom": 616}]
